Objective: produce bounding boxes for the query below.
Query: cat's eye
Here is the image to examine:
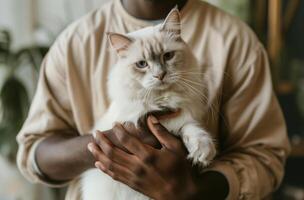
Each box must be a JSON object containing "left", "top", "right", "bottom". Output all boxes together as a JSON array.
[
  {"left": 163, "top": 51, "right": 175, "bottom": 61},
  {"left": 136, "top": 60, "right": 148, "bottom": 68}
]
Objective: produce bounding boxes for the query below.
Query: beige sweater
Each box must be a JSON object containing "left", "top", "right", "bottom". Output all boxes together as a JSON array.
[{"left": 16, "top": 0, "right": 290, "bottom": 199}]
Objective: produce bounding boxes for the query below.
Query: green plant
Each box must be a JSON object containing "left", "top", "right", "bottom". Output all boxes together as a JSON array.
[
  {"left": 205, "top": 0, "right": 250, "bottom": 22},
  {"left": 0, "top": 30, "right": 48, "bottom": 162}
]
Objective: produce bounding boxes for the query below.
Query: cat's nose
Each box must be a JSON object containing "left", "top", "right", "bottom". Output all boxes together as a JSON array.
[{"left": 154, "top": 71, "right": 167, "bottom": 81}]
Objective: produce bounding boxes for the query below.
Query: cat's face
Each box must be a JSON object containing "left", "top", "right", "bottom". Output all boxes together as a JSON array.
[
  {"left": 118, "top": 32, "right": 187, "bottom": 91},
  {"left": 109, "top": 8, "right": 191, "bottom": 91}
]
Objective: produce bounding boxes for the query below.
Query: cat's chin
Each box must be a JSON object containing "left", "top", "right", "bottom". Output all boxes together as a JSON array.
[
  {"left": 149, "top": 82, "right": 172, "bottom": 91},
  {"left": 150, "top": 86, "right": 169, "bottom": 92}
]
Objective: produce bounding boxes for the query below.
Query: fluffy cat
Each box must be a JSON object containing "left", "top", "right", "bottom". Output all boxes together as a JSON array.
[{"left": 81, "top": 8, "right": 216, "bottom": 200}]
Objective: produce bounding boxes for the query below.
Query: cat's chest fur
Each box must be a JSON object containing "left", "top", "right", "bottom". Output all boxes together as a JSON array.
[
  {"left": 94, "top": 88, "right": 200, "bottom": 135},
  {"left": 113, "top": 92, "right": 184, "bottom": 121},
  {"left": 148, "top": 91, "right": 185, "bottom": 110}
]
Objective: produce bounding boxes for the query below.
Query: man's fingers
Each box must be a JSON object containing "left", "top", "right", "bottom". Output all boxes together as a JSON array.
[
  {"left": 89, "top": 142, "right": 148, "bottom": 192},
  {"left": 123, "top": 121, "right": 161, "bottom": 149},
  {"left": 95, "top": 160, "right": 133, "bottom": 183},
  {"left": 96, "top": 160, "right": 146, "bottom": 197},
  {"left": 156, "top": 108, "right": 181, "bottom": 121},
  {"left": 88, "top": 142, "right": 133, "bottom": 181},
  {"left": 147, "top": 115, "right": 184, "bottom": 151},
  {"left": 122, "top": 122, "right": 139, "bottom": 136},
  {"left": 113, "top": 123, "right": 156, "bottom": 162},
  {"left": 88, "top": 142, "right": 107, "bottom": 163},
  {"left": 94, "top": 132, "right": 137, "bottom": 168},
  {"left": 97, "top": 130, "right": 129, "bottom": 152}
]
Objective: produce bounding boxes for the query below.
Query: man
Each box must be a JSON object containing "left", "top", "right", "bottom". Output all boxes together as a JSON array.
[{"left": 17, "top": 0, "right": 290, "bottom": 199}]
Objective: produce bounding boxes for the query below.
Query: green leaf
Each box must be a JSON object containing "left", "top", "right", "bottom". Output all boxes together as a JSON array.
[{"left": 0, "top": 77, "right": 29, "bottom": 149}]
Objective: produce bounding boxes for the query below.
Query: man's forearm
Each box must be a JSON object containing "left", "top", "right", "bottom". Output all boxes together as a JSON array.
[{"left": 35, "top": 134, "right": 95, "bottom": 182}]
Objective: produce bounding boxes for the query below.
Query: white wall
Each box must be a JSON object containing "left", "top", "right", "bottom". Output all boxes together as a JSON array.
[
  {"left": 0, "top": 0, "right": 110, "bottom": 48},
  {"left": 205, "top": 0, "right": 250, "bottom": 22},
  {"left": 36, "top": 0, "right": 110, "bottom": 43},
  {"left": 0, "top": 0, "right": 110, "bottom": 96},
  {"left": 0, "top": 0, "right": 35, "bottom": 49}
]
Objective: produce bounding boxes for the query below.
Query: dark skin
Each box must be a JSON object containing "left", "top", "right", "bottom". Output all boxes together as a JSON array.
[
  {"left": 35, "top": 112, "right": 175, "bottom": 182},
  {"left": 89, "top": 116, "right": 229, "bottom": 200},
  {"left": 36, "top": 114, "right": 229, "bottom": 199},
  {"left": 121, "top": 0, "right": 188, "bottom": 20},
  {"left": 35, "top": 0, "right": 229, "bottom": 199}
]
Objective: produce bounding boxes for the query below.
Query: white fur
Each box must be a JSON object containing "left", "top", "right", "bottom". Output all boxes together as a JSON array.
[{"left": 81, "top": 10, "right": 216, "bottom": 200}]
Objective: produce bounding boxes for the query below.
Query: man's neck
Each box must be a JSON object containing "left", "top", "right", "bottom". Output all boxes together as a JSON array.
[{"left": 121, "top": 0, "right": 188, "bottom": 20}]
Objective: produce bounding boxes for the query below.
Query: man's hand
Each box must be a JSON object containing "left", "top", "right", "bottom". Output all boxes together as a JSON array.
[
  {"left": 97, "top": 109, "right": 181, "bottom": 152},
  {"left": 88, "top": 115, "right": 229, "bottom": 200},
  {"left": 88, "top": 116, "right": 197, "bottom": 200}
]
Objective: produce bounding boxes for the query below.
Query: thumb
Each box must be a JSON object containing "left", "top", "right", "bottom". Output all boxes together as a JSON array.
[{"left": 147, "top": 115, "right": 182, "bottom": 150}]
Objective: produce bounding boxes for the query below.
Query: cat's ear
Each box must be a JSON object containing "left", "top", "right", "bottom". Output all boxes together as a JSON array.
[
  {"left": 160, "top": 6, "right": 181, "bottom": 36},
  {"left": 107, "top": 32, "right": 133, "bottom": 55}
]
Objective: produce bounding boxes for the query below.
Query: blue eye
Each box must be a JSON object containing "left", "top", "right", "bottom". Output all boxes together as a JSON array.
[{"left": 136, "top": 60, "right": 148, "bottom": 68}]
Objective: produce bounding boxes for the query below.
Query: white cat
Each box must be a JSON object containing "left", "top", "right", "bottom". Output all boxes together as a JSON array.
[{"left": 81, "top": 8, "right": 216, "bottom": 200}]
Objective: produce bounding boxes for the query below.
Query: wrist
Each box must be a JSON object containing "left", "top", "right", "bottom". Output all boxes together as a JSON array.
[
  {"left": 35, "top": 133, "right": 96, "bottom": 182},
  {"left": 82, "top": 135, "right": 96, "bottom": 169}
]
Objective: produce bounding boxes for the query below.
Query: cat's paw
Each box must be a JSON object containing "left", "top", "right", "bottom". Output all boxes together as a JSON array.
[{"left": 186, "top": 136, "right": 216, "bottom": 167}]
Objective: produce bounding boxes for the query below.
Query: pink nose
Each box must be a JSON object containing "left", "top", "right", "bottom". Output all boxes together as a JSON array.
[{"left": 154, "top": 71, "right": 167, "bottom": 81}]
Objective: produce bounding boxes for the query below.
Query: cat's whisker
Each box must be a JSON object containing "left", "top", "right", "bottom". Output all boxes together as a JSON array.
[
  {"left": 146, "top": 88, "right": 152, "bottom": 103},
  {"left": 175, "top": 81, "right": 221, "bottom": 129},
  {"left": 171, "top": 72, "right": 206, "bottom": 76},
  {"left": 174, "top": 71, "right": 206, "bottom": 74},
  {"left": 143, "top": 90, "right": 148, "bottom": 102},
  {"left": 143, "top": 88, "right": 152, "bottom": 103},
  {"left": 167, "top": 75, "right": 203, "bottom": 83},
  {"left": 177, "top": 84, "right": 208, "bottom": 107},
  {"left": 171, "top": 74, "right": 208, "bottom": 91},
  {"left": 177, "top": 80, "right": 208, "bottom": 105},
  {"left": 174, "top": 70, "right": 206, "bottom": 74},
  {"left": 178, "top": 77, "right": 203, "bottom": 87},
  {"left": 170, "top": 75, "right": 220, "bottom": 122},
  {"left": 210, "top": 103, "right": 219, "bottom": 123},
  {"left": 173, "top": 72, "right": 205, "bottom": 75},
  {"left": 147, "top": 89, "right": 152, "bottom": 102},
  {"left": 182, "top": 81, "right": 218, "bottom": 123},
  {"left": 180, "top": 80, "right": 208, "bottom": 103},
  {"left": 168, "top": 73, "right": 206, "bottom": 80}
]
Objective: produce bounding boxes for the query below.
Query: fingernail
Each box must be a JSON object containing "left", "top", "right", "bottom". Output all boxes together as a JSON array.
[
  {"left": 87, "top": 143, "right": 94, "bottom": 152},
  {"left": 93, "top": 130, "right": 99, "bottom": 138},
  {"left": 149, "top": 115, "right": 159, "bottom": 124},
  {"left": 95, "top": 162, "right": 105, "bottom": 171}
]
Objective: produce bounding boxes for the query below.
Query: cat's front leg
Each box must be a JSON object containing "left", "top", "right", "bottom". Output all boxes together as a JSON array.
[{"left": 180, "top": 123, "right": 216, "bottom": 167}]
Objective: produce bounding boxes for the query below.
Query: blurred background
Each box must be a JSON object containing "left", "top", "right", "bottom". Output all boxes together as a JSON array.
[{"left": 0, "top": 0, "right": 303, "bottom": 199}]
